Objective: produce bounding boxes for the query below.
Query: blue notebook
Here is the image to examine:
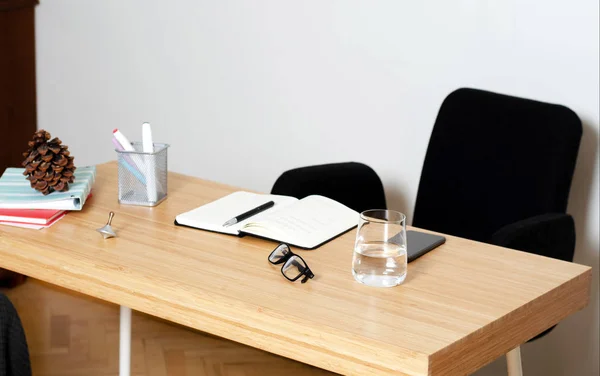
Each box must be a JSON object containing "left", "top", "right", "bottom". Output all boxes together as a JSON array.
[{"left": 0, "top": 166, "right": 96, "bottom": 210}]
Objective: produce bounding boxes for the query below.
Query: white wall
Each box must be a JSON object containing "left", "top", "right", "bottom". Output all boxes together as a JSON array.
[{"left": 35, "top": 1, "right": 599, "bottom": 375}]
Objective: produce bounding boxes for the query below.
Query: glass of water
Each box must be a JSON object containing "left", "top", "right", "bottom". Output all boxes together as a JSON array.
[{"left": 352, "top": 209, "right": 407, "bottom": 287}]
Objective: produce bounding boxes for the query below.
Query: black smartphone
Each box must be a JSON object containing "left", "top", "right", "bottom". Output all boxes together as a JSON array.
[{"left": 406, "top": 230, "right": 446, "bottom": 262}]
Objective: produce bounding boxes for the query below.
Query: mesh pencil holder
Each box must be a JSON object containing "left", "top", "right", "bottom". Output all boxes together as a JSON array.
[{"left": 116, "top": 142, "right": 169, "bottom": 206}]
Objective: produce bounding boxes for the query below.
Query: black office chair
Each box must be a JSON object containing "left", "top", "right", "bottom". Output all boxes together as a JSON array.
[
  {"left": 412, "top": 88, "right": 582, "bottom": 374},
  {"left": 271, "top": 162, "right": 386, "bottom": 213},
  {"left": 0, "top": 293, "right": 31, "bottom": 376}
]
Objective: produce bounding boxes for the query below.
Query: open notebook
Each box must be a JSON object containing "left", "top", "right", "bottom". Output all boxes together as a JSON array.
[{"left": 174, "top": 191, "right": 358, "bottom": 249}]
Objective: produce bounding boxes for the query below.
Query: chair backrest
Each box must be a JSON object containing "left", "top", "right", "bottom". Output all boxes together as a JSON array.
[
  {"left": 412, "top": 88, "right": 582, "bottom": 242},
  {"left": 271, "top": 162, "right": 387, "bottom": 213}
]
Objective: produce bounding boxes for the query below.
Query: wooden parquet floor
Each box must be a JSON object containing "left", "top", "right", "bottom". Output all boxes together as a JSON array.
[{"left": 3, "top": 279, "right": 336, "bottom": 376}]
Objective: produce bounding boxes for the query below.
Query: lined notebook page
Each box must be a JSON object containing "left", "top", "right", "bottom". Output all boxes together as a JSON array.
[
  {"left": 175, "top": 191, "right": 298, "bottom": 235},
  {"left": 242, "top": 195, "right": 358, "bottom": 248}
]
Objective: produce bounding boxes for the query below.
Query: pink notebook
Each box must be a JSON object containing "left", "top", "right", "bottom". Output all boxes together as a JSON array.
[{"left": 0, "top": 208, "right": 65, "bottom": 225}]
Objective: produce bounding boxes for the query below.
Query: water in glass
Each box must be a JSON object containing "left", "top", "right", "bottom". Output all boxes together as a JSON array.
[{"left": 352, "top": 241, "right": 407, "bottom": 287}]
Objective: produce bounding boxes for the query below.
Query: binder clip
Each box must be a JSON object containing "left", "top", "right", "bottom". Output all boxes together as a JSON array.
[{"left": 96, "top": 211, "right": 117, "bottom": 239}]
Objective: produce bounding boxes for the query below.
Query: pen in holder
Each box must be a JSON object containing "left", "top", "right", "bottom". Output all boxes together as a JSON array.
[{"left": 116, "top": 142, "right": 169, "bottom": 206}]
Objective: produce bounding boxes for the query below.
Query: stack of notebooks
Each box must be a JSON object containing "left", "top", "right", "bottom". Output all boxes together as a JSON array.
[{"left": 0, "top": 166, "right": 96, "bottom": 229}]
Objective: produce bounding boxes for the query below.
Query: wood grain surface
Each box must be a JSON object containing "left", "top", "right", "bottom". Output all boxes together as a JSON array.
[
  {"left": 4, "top": 279, "right": 333, "bottom": 376},
  {"left": 0, "top": 162, "right": 592, "bottom": 375}
]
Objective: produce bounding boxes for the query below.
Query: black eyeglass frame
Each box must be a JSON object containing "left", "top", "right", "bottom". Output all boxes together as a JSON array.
[{"left": 268, "top": 243, "right": 315, "bottom": 283}]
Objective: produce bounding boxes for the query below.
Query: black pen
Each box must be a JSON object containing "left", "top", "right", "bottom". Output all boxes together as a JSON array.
[{"left": 222, "top": 201, "right": 275, "bottom": 227}]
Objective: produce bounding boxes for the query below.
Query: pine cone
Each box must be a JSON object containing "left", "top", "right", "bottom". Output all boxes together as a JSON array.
[{"left": 21, "top": 129, "right": 76, "bottom": 195}]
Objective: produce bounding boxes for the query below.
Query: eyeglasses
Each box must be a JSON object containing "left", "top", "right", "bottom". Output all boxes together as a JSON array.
[{"left": 268, "top": 243, "right": 315, "bottom": 283}]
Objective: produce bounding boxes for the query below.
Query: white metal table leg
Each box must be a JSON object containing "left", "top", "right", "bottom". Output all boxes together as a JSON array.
[
  {"left": 119, "top": 306, "right": 132, "bottom": 376},
  {"left": 506, "top": 346, "right": 523, "bottom": 376}
]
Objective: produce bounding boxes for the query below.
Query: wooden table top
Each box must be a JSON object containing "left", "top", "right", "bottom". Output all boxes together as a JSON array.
[{"left": 0, "top": 162, "right": 591, "bottom": 376}]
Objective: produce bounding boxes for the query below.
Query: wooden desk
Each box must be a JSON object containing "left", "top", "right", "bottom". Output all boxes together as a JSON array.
[{"left": 0, "top": 162, "right": 591, "bottom": 376}]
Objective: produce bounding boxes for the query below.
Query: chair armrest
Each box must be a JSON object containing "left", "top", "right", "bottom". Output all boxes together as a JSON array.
[
  {"left": 491, "top": 213, "right": 576, "bottom": 342},
  {"left": 490, "top": 213, "right": 576, "bottom": 262}
]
